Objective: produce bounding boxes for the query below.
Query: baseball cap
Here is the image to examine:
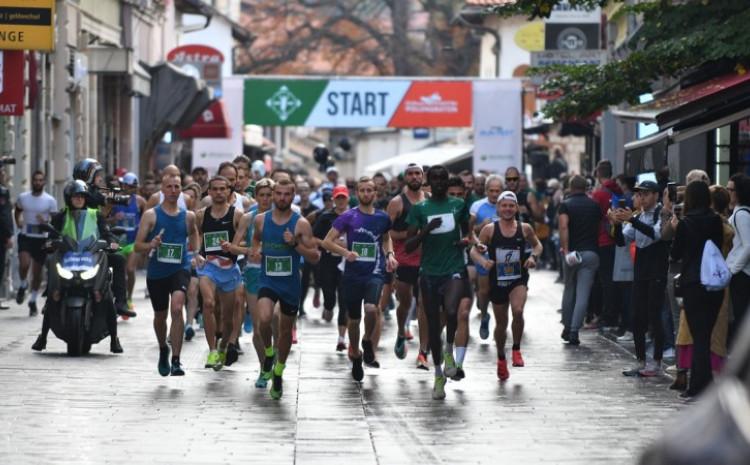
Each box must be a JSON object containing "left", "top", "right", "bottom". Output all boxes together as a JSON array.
[
  {"left": 251, "top": 160, "right": 266, "bottom": 177},
  {"left": 120, "top": 172, "right": 139, "bottom": 186},
  {"left": 634, "top": 180, "right": 660, "bottom": 192},
  {"left": 332, "top": 185, "right": 349, "bottom": 199},
  {"left": 326, "top": 166, "right": 339, "bottom": 174},
  {"left": 499, "top": 191, "right": 518, "bottom": 203},
  {"left": 404, "top": 163, "right": 423, "bottom": 174}
]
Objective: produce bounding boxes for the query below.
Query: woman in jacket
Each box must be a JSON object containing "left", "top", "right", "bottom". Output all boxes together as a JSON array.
[
  {"left": 670, "top": 181, "right": 724, "bottom": 398},
  {"left": 726, "top": 173, "right": 750, "bottom": 347}
]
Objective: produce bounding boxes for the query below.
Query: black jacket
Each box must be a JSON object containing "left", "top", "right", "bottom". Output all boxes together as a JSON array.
[
  {"left": 0, "top": 185, "right": 13, "bottom": 240},
  {"left": 671, "top": 208, "right": 723, "bottom": 285}
]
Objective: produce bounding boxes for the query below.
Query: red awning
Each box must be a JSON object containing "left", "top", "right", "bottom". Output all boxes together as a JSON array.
[{"left": 178, "top": 100, "right": 231, "bottom": 139}]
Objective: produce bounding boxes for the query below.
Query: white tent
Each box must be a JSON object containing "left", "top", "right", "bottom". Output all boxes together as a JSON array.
[{"left": 363, "top": 145, "right": 473, "bottom": 177}]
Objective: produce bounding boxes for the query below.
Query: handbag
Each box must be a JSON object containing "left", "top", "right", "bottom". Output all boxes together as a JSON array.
[{"left": 701, "top": 239, "right": 731, "bottom": 291}]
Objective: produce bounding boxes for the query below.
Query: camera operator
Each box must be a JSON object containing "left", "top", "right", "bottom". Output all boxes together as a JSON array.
[
  {"left": 0, "top": 169, "right": 13, "bottom": 310},
  {"left": 73, "top": 159, "right": 136, "bottom": 318}
]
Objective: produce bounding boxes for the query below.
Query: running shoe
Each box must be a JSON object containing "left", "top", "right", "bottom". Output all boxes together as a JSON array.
[
  {"left": 243, "top": 313, "right": 253, "bottom": 333},
  {"left": 479, "top": 313, "right": 490, "bottom": 340},
  {"left": 452, "top": 366, "right": 465, "bottom": 381},
  {"left": 205, "top": 350, "right": 220, "bottom": 369},
  {"left": 352, "top": 355, "right": 364, "bottom": 382},
  {"left": 496, "top": 359, "right": 509, "bottom": 381},
  {"left": 638, "top": 361, "right": 661, "bottom": 377},
  {"left": 262, "top": 351, "right": 275, "bottom": 380},
  {"left": 214, "top": 350, "right": 226, "bottom": 371},
  {"left": 362, "top": 339, "right": 375, "bottom": 365},
  {"left": 404, "top": 328, "right": 414, "bottom": 341},
  {"left": 292, "top": 327, "right": 298, "bottom": 344},
  {"left": 170, "top": 359, "right": 185, "bottom": 376},
  {"left": 394, "top": 336, "right": 407, "bottom": 360},
  {"left": 622, "top": 363, "right": 645, "bottom": 377},
  {"left": 28, "top": 301, "right": 37, "bottom": 317},
  {"left": 270, "top": 373, "right": 283, "bottom": 399},
  {"left": 255, "top": 372, "right": 268, "bottom": 389},
  {"left": 15, "top": 285, "right": 26, "bottom": 305},
  {"left": 225, "top": 343, "right": 239, "bottom": 366},
  {"left": 432, "top": 375, "right": 447, "bottom": 400},
  {"left": 110, "top": 337, "right": 123, "bottom": 354},
  {"left": 31, "top": 334, "right": 46, "bottom": 351},
  {"left": 336, "top": 341, "right": 347, "bottom": 352},
  {"left": 416, "top": 351, "right": 429, "bottom": 370},
  {"left": 184, "top": 325, "right": 195, "bottom": 341},
  {"left": 443, "top": 352, "right": 458, "bottom": 378},
  {"left": 511, "top": 350, "right": 524, "bottom": 367},
  {"left": 158, "top": 346, "right": 171, "bottom": 376}
]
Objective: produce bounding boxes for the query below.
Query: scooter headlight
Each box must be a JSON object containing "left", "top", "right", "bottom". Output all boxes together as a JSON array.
[
  {"left": 79, "top": 264, "right": 99, "bottom": 281},
  {"left": 56, "top": 263, "right": 74, "bottom": 280}
]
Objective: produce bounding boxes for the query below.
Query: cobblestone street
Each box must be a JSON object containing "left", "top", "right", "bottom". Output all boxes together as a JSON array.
[{"left": 0, "top": 270, "right": 684, "bottom": 464}]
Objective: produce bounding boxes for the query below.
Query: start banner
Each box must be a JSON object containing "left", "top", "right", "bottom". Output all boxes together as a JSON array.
[{"left": 244, "top": 78, "right": 473, "bottom": 128}]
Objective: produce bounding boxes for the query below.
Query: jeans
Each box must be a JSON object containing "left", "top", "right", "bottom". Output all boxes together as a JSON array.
[
  {"left": 729, "top": 271, "right": 750, "bottom": 348},
  {"left": 562, "top": 251, "right": 600, "bottom": 334},
  {"left": 682, "top": 284, "right": 722, "bottom": 395},
  {"left": 596, "top": 245, "right": 617, "bottom": 326},
  {"left": 632, "top": 278, "right": 667, "bottom": 361}
]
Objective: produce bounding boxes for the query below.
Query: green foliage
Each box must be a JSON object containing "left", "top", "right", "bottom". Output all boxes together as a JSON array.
[{"left": 493, "top": 0, "right": 750, "bottom": 120}]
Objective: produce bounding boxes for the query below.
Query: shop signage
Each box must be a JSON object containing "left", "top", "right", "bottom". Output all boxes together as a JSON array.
[
  {"left": 0, "top": 0, "right": 55, "bottom": 51},
  {"left": 0, "top": 51, "right": 25, "bottom": 116}
]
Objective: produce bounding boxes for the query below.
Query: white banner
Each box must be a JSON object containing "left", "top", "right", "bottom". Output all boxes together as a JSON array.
[
  {"left": 307, "top": 80, "right": 411, "bottom": 128},
  {"left": 473, "top": 80, "right": 522, "bottom": 174},
  {"left": 192, "top": 77, "right": 244, "bottom": 174}
]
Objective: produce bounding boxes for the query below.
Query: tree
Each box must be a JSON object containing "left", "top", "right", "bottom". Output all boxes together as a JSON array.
[
  {"left": 235, "top": 0, "right": 480, "bottom": 76},
  {"left": 488, "top": 0, "right": 750, "bottom": 120}
]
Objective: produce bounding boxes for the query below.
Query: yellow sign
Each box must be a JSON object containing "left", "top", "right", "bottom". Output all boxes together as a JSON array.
[
  {"left": 0, "top": 0, "right": 55, "bottom": 51},
  {"left": 514, "top": 22, "right": 545, "bottom": 52}
]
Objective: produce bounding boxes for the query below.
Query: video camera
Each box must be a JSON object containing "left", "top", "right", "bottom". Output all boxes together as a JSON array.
[{"left": 97, "top": 186, "right": 131, "bottom": 206}]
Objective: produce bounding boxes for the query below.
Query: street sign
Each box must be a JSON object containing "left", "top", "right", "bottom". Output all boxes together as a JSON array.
[
  {"left": 531, "top": 50, "right": 607, "bottom": 67},
  {"left": 0, "top": 0, "right": 55, "bottom": 51}
]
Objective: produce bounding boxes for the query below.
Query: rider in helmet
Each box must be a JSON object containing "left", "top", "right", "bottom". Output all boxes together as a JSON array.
[
  {"left": 72, "top": 158, "right": 135, "bottom": 318},
  {"left": 31, "top": 180, "right": 124, "bottom": 353}
]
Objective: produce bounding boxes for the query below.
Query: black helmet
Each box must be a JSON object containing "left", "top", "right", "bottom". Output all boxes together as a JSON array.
[
  {"left": 73, "top": 158, "right": 103, "bottom": 185},
  {"left": 63, "top": 180, "right": 89, "bottom": 208}
]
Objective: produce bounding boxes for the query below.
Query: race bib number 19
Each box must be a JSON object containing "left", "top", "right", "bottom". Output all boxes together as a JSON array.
[
  {"left": 157, "top": 243, "right": 184, "bottom": 264},
  {"left": 204, "top": 231, "right": 229, "bottom": 252}
]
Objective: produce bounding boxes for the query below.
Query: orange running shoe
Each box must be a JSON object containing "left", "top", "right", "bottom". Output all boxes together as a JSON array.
[
  {"left": 512, "top": 350, "right": 524, "bottom": 367},
  {"left": 416, "top": 351, "right": 429, "bottom": 370},
  {"left": 496, "top": 359, "right": 510, "bottom": 381}
]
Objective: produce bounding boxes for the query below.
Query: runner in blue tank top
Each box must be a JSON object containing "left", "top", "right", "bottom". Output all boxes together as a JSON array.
[
  {"left": 249, "top": 179, "right": 319, "bottom": 400},
  {"left": 135, "top": 174, "right": 200, "bottom": 377},
  {"left": 111, "top": 172, "right": 146, "bottom": 313},
  {"left": 225, "top": 178, "right": 275, "bottom": 389}
]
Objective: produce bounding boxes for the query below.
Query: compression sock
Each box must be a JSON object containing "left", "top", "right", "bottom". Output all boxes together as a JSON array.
[
  {"left": 456, "top": 347, "right": 467, "bottom": 366},
  {"left": 273, "top": 362, "right": 286, "bottom": 376}
]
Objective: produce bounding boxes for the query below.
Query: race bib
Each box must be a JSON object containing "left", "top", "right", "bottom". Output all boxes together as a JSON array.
[
  {"left": 427, "top": 213, "right": 455, "bottom": 235},
  {"left": 157, "top": 243, "right": 184, "bottom": 264},
  {"left": 352, "top": 242, "right": 377, "bottom": 262},
  {"left": 204, "top": 231, "right": 229, "bottom": 252},
  {"left": 496, "top": 248, "right": 522, "bottom": 282},
  {"left": 118, "top": 213, "right": 137, "bottom": 231},
  {"left": 265, "top": 256, "right": 292, "bottom": 276}
]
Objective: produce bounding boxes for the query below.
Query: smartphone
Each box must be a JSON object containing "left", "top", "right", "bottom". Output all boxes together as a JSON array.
[
  {"left": 667, "top": 182, "right": 677, "bottom": 203},
  {"left": 673, "top": 204, "right": 683, "bottom": 218},
  {"left": 617, "top": 198, "right": 626, "bottom": 209}
]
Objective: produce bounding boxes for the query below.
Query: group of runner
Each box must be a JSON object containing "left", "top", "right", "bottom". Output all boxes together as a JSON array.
[{"left": 24, "top": 156, "right": 543, "bottom": 401}]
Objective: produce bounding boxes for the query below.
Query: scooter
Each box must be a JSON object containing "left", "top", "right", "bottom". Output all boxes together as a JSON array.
[{"left": 42, "top": 223, "right": 123, "bottom": 356}]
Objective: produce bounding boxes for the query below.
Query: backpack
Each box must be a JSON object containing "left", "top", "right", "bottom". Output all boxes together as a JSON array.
[{"left": 701, "top": 239, "right": 731, "bottom": 291}]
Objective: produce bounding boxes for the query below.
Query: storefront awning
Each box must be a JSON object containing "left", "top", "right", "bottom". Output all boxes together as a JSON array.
[
  {"left": 178, "top": 100, "right": 231, "bottom": 139},
  {"left": 364, "top": 145, "right": 473, "bottom": 177},
  {"left": 85, "top": 47, "right": 151, "bottom": 96}
]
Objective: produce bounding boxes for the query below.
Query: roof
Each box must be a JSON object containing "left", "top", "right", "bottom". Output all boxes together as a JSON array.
[{"left": 364, "top": 145, "right": 473, "bottom": 177}]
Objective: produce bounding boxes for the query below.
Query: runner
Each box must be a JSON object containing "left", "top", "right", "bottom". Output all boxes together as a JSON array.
[
  {"left": 296, "top": 181, "right": 319, "bottom": 318},
  {"left": 387, "top": 163, "right": 429, "bottom": 366},
  {"left": 224, "top": 178, "right": 275, "bottom": 388},
  {"left": 469, "top": 175, "right": 504, "bottom": 340},
  {"left": 195, "top": 175, "right": 244, "bottom": 371},
  {"left": 471, "top": 191, "right": 543, "bottom": 381},
  {"left": 250, "top": 178, "right": 319, "bottom": 399},
  {"left": 181, "top": 182, "right": 203, "bottom": 341},
  {"left": 312, "top": 185, "right": 349, "bottom": 351},
  {"left": 145, "top": 165, "right": 187, "bottom": 210},
  {"left": 406, "top": 165, "right": 472, "bottom": 400},
  {"left": 322, "top": 177, "right": 397, "bottom": 380},
  {"left": 110, "top": 172, "right": 146, "bottom": 314},
  {"left": 14, "top": 170, "right": 58, "bottom": 316},
  {"left": 135, "top": 174, "right": 199, "bottom": 376}
]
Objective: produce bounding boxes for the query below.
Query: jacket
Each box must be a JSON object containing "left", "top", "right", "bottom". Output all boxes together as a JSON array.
[{"left": 671, "top": 208, "right": 723, "bottom": 285}]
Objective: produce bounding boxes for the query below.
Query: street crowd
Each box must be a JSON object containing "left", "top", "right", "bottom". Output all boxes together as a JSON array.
[{"left": 4, "top": 152, "right": 748, "bottom": 402}]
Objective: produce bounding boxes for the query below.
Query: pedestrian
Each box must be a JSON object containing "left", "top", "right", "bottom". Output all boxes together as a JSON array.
[
  {"left": 669, "top": 181, "right": 724, "bottom": 398},
  {"left": 471, "top": 191, "right": 543, "bottom": 380},
  {"left": 0, "top": 169, "right": 13, "bottom": 310},
  {"left": 14, "top": 170, "right": 58, "bottom": 316},
  {"left": 558, "top": 175, "right": 602, "bottom": 345},
  {"left": 726, "top": 173, "right": 750, "bottom": 347},
  {"left": 613, "top": 180, "right": 669, "bottom": 377},
  {"left": 135, "top": 174, "right": 199, "bottom": 376}
]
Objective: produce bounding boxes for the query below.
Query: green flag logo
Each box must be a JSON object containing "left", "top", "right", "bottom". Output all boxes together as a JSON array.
[{"left": 266, "top": 86, "right": 302, "bottom": 122}]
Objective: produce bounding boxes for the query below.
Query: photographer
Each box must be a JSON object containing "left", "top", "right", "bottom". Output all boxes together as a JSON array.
[
  {"left": 0, "top": 169, "right": 12, "bottom": 310},
  {"left": 73, "top": 159, "right": 135, "bottom": 318}
]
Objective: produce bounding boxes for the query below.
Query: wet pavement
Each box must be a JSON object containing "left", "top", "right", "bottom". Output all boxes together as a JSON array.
[{"left": 0, "top": 269, "right": 684, "bottom": 464}]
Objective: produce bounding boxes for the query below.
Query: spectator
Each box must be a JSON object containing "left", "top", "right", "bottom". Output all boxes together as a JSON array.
[
  {"left": 727, "top": 173, "right": 750, "bottom": 347},
  {"left": 558, "top": 175, "right": 601, "bottom": 345},
  {"left": 670, "top": 181, "right": 724, "bottom": 398}
]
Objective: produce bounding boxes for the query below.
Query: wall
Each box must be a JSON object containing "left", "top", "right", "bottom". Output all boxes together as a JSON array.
[
  {"left": 479, "top": 16, "right": 532, "bottom": 79},
  {"left": 180, "top": 14, "right": 235, "bottom": 78}
]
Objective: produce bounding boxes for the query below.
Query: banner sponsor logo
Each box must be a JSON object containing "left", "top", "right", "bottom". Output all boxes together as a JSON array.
[
  {"left": 473, "top": 80, "right": 522, "bottom": 173},
  {"left": 266, "top": 85, "right": 303, "bottom": 122},
  {"left": 0, "top": 0, "right": 55, "bottom": 51},
  {"left": 0, "top": 50, "right": 24, "bottom": 116}
]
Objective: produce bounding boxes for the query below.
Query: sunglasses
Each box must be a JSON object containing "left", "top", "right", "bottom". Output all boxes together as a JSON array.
[{"left": 506, "top": 177, "right": 519, "bottom": 182}]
